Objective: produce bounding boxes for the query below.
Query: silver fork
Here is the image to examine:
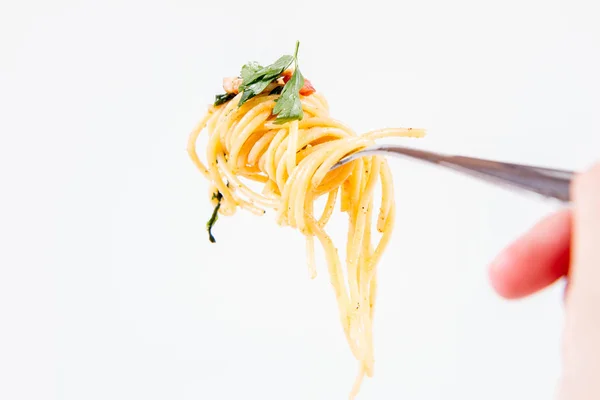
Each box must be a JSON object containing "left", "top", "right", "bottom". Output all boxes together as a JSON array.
[{"left": 331, "top": 144, "right": 575, "bottom": 203}]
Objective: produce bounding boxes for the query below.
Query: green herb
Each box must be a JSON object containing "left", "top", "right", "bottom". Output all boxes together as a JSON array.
[
  {"left": 238, "top": 79, "right": 272, "bottom": 105},
  {"left": 237, "top": 54, "right": 294, "bottom": 106},
  {"left": 269, "top": 86, "right": 283, "bottom": 95},
  {"left": 214, "top": 93, "right": 236, "bottom": 106},
  {"left": 240, "top": 61, "right": 263, "bottom": 82},
  {"left": 273, "top": 41, "right": 304, "bottom": 124},
  {"left": 241, "top": 55, "right": 293, "bottom": 86},
  {"left": 216, "top": 41, "right": 307, "bottom": 121},
  {"left": 207, "top": 191, "right": 223, "bottom": 243}
]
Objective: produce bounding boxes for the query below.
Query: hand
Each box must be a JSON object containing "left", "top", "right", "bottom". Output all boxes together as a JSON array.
[{"left": 489, "top": 163, "right": 600, "bottom": 399}]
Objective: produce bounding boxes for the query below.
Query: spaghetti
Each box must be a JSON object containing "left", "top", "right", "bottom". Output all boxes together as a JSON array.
[{"left": 187, "top": 48, "right": 424, "bottom": 398}]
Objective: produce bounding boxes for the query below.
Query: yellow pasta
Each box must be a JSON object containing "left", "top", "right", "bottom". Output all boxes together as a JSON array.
[{"left": 188, "top": 79, "right": 424, "bottom": 398}]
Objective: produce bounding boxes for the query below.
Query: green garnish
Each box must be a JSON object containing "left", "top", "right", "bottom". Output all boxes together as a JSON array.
[
  {"left": 240, "top": 61, "right": 263, "bottom": 82},
  {"left": 241, "top": 55, "right": 293, "bottom": 86},
  {"left": 212, "top": 41, "right": 308, "bottom": 121},
  {"left": 269, "top": 86, "right": 284, "bottom": 95},
  {"left": 238, "top": 79, "right": 274, "bottom": 106},
  {"left": 207, "top": 190, "right": 223, "bottom": 243},
  {"left": 272, "top": 42, "right": 304, "bottom": 124},
  {"left": 214, "top": 93, "right": 236, "bottom": 106},
  {"left": 237, "top": 54, "right": 294, "bottom": 106}
]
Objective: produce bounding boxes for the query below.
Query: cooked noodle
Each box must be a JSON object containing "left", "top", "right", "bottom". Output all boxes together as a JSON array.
[{"left": 187, "top": 90, "right": 424, "bottom": 398}]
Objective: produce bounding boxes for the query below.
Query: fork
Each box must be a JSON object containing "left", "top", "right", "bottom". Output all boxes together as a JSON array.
[{"left": 331, "top": 144, "right": 575, "bottom": 203}]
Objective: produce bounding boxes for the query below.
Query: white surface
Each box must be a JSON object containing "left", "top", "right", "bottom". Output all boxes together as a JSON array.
[{"left": 1, "top": 1, "right": 599, "bottom": 399}]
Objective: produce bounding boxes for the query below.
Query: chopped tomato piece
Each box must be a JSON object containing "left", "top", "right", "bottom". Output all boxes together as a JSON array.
[{"left": 299, "top": 79, "right": 316, "bottom": 96}]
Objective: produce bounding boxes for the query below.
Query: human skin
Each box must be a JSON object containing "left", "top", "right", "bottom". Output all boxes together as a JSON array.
[{"left": 489, "top": 163, "right": 600, "bottom": 399}]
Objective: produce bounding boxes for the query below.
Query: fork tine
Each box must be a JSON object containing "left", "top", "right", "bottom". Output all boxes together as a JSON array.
[{"left": 330, "top": 144, "right": 445, "bottom": 171}]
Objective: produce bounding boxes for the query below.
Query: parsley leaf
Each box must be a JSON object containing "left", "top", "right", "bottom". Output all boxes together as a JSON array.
[
  {"left": 233, "top": 41, "right": 307, "bottom": 120},
  {"left": 240, "top": 61, "right": 263, "bottom": 82},
  {"left": 273, "top": 41, "right": 304, "bottom": 124},
  {"left": 238, "top": 55, "right": 294, "bottom": 106},
  {"left": 214, "top": 93, "right": 236, "bottom": 106},
  {"left": 261, "top": 55, "right": 294, "bottom": 79},
  {"left": 269, "top": 86, "right": 283, "bottom": 95},
  {"left": 238, "top": 79, "right": 273, "bottom": 106},
  {"left": 273, "top": 67, "right": 304, "bottom": 123},
  {"left": 207, "top": 191, "right": 223, "bottom": 243},
  {"left": 241, "top": 55, "right": 293, "bottom": 86}
]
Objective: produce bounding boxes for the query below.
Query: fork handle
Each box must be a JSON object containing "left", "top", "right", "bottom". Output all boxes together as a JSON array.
[{"left": 446, "top": 156, "right": 574, "bottom": 203}]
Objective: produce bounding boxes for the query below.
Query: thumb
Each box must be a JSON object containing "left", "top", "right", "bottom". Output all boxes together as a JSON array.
[{"left": 559, "top": 163, "right": 600, "bottom": 400}]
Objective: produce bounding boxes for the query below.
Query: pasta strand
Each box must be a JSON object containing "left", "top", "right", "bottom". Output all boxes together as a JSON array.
[{"left": 187, "top": 91, "right": 424, "bottom": 399}]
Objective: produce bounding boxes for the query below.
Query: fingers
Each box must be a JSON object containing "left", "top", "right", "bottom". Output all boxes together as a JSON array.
[
  {"left": 569, "top": 163, "right": 600, "bottom": 295},
  {"left": 489, "top": 208, "right": 572, "bottom": 299},
  {"left": 558, "top": 163, "right": 600, "bottom": 399}
]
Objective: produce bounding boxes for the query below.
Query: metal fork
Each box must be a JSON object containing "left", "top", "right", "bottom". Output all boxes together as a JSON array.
[{"left": 331, "top": 144, "right": 575, "bottom": 203}]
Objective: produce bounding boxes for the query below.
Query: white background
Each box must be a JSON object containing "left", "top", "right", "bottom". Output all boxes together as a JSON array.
[{"left": 1, "top": 1, "right": 599, "bottom": 399}]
